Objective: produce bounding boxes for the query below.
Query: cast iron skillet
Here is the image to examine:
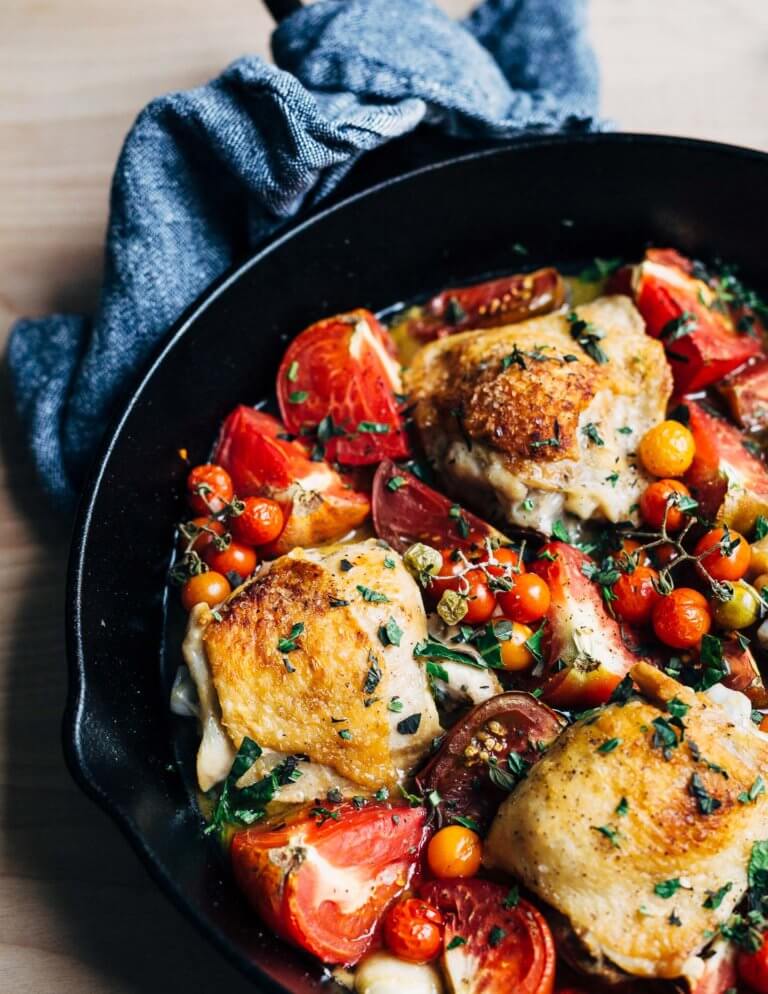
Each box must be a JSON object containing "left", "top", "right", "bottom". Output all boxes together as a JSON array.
[{"left": 65, "top": 134, "right": 768, "bottom": 992}]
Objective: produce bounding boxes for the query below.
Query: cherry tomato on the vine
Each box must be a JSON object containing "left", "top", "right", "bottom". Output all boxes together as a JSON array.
[
  {"left": 231, "top": 496, "right": 285, "bottom": 546},
  {"left": 616, "top": 538, "right": 651, "bottom": 570},
  {"left": 481, "top": 546, "right": 525, "bottom": 574},
  {"left": 694, "top": 527, "right": 751, "bottom": 581},
  {"left": 186, "top": 463, "right": 233, "bottom": 514},
  {"left": 383, "top": 898, "right": 443, "bottom": 964},
  {"left": 427, "top": 825, "right": 483, "bottom": 880},
  {"left": 652, "top": 588, "right": 711, "bottom": 649},
  {"left": 611, "top": 566, "right": 661, "bottom": 626},
  {"left": 205, "top": 541, "right": 257, "bottom": 581},
  {"left": 461, "top": 569, "right": 497, "bottom": 625},
  {"left": 638, "top": 419, "right": 696, "bottom": 478},
  {"left": 181, "top": 571, "right": 231, "bottom": 611},
  {"left": 497, "top": 574, "right": 550, "bottom": 624},
  {"left": 639, "top": 478, "right": 692, "bottom": 532},
  {"left": 498, "top": 621, "right": 536, "bottom": 672},
  {"left": 184, "top": 516, "right": 225, "bottom": 554}
]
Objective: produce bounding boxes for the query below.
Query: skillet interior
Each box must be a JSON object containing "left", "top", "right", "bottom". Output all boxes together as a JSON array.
[{"left": 65, "top": 134, "right": 768, "bottom": 992}]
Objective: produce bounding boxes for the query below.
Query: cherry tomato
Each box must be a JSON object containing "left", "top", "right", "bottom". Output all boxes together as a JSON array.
[
  {"left": 750, "top": 536, "right": 768, "bottom": 579},
  {"left": 639, "top": 479, "right": 692, "bottom": 531},
  {"left": 712, "top": 580, "right": 762, "bottom": 630},
  {"left": 180, "top": 571, "right": 231, "bottom": 611},
  {"left": 652, "top": 588, "right": 711, "bottom": 649},
  {"left": 654, "top": 541, "right": 681, "bottom": 568},
  {"left": 230, "top": 496, "right": 284, "bottom": 546},
  {"left": 638, "top": 420, "right": 696, "bottom": 478},
  {"left": 427, "top": 826, "right": 482, "bottom": 879},
  {"left": 481, "top": 546, "right": 525, "bottom": 573},
  {"left": 186, "top": 463, "right": 233, "bottom": 514},
  {"left": 183, "top": 516, "right": 225, "bottom": 554},
  {"left": 738, "top": 932, "right": 768, "bottom": 994},
  {"left": 204, "top": 541, "right": 257, "bottom": 581},
  {"left": 497, "top": 574, "right": 550, "bottom": 624},
  {"left": 498, "top": 621, "right": 536, "bottom": 671},
  {"left": 384, "top": 898, "right": 444, "bottom": 964},
  {"left": 611, "top": 566, "right": 661, "bottom": 625},
  {"left": 759, "top": 714, "right": 768, "bottom": 733},
  {"left": 431, "top": 549, "right": 466, "bottom": 596},
  {"left": 616, "top": 538, "right": 651, "bottom": 570},
  {"left": 231, "top": 802, "right": 427, "bottom": 965},
  {"left": 461, "top": 569, "right": 497, "bottom": 625},
  {"left": 694, "top": 526, "right": 751, "bottom": 581}
]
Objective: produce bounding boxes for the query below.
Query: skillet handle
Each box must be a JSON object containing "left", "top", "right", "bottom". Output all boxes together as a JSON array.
[{"left": 263, "top": 0, "right": 303, "bottom": 21}]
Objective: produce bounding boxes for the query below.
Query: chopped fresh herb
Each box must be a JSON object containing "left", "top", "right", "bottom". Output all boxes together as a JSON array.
[
  {"left": 521, "top": 497, "right": 535, "bottom": 512},
  {"left": 383, "top": 556, "right": 396, "bottom": 569},
  {"left": 288, "top": 390, "right": 309, "bottom": 404},
  {"left": 338, "top": 729, "right": 353, "bottom": 740},
  {"left": 326, "top": 786, "right": 344, "bottom": 804},
  {"left": 388, "top": 697, "right": 404, "bottom": 713},
  {"left": 427, "top": 789, "right": 442, "bottom": 808},
  {"left": 552, "top": 520, "right": 570, "bottom": 543},
  {"left": 669, "top": 910, "right": 683, "bottom": 927},
  {"left": 689, "top": 772, "right": 721, "bottom": 815},
  {"left": 328, "top": 596, "right": 350, "bottom": 608},
  {"left": 502, "top": 345, "right": 527, "bottom": 371},
  {"left": 524, "top": 626, "right": 545, "bottom": 663},
  {"left": 357, "top": 584, "right": 390, "bottom": 603},
  {"left": 609, "top": 674, "right": 635, "bottom": 705},
  {"left": 488, "top": 926, "right": 506, "bottom": 948},
  {"left": 277, "top": 622, "right": 304, "bottom": 654},
  {"left": 387, "top": 475, "right": 407, "bottom": 492},
  {"left": 738, "top": 776, "right": 766, "bottom": 805},
  {"left": 340, "top": 558, "right": 354, "bottom": 572},
  {"left": 352, "top": 795, "right": 367, "bottom": 809},
  {"left": 698, "top": 634, "right": 728, "bottom": 690},
  {"left": 426, "top": 660, "right": 450, "bottom": 683},
  {"left": 445, "top": 297, "right": 467, "bottom": 325},
  {"left": 752, "top": 710, "right": 765, "bottom": 726},
  {"left": 283, "top": 657, "right": 295, "bottom": 673},
  {"left": 363, "top": 652, "right": 382, "bottom": 694},
  {"left": 446, "top": 935, "right": 466, "bottom": 950},
  {"left": 660, "top": 310, "right": 698, "bottom": 343},
  {"left": 567, "top": 311, "right": 609, "bottom": 364},
  {"left": 597, "top": 737, "right": 621, "bottom": 754},
  {"left": 605, "top": 471, "right": 620, "bottom": 488},
  {"left": 357, "top": 421, "right": 390, "bottom": 434},
  {"left": 592, "top": 824, "right": 621, "bottom": 847},
  {"left": 311, "top": 806, "right": 341, "bottom": 824},
  {"left": 414, "top": 638, "right": 485, "bottom": 668},
  {"left": 651, "top": 716, "right": 681, "bottom": 755},
  {"left": 379, "top": 617, "right": 403, "bottom": 647},
  {"left": 397, "top": 713, "right": 421, "bottom": 735},
  {"left": 583, "top": 422, "right": 605, "bottom": 446},
  {"left": 374, "top": 786, "right": 389, "bottom": 801},
  {"left": 563, "top": 354, "right": 579, "bottom": 362},
  {"left": 580, "top": 257, "right": 623, "bottom": 282},
  {"left": 503, "top": 884, "right": 521, "bottom": 909},
  {"left": 616, "top": 796, "right": 629, "bottom": 816},
  {"left": 451, "top": 815, "right": 480, "bottom": 832},
  {"left": 617, "top": 425, "right": 633, "bottom": 435},
  {"left": 654, "top": 878, "right": 684, "bottom": 899},
  {"left": 754, "top": 515, "right": 768, "bottom": 540},
  {"left": 703, "top": 882, "right": 733, "bottom": 910},
  {"left": 667, "top": 697, "right": 690, "bottom": 720},
  {"left": 286, "top": 360, "right": 299, "bottom": 382}
]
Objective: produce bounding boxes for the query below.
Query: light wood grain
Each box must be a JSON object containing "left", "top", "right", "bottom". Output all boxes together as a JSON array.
[{"left": 0, "top": 2, "right": 766, "bottom": 992}]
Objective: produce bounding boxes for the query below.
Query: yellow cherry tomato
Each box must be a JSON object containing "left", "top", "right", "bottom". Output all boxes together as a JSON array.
[
  {"left": 638, "top": 420, "right": 696, "bottom": 478},
  {"left": 749, "top": 537, "right": 768, "bottom": 579},
  {"left": 752, "top": 573, "right": 768, "bottom": 595},
  {"left": 181, "top": 570, "right": 231, "bottom": 611},
  {"left": 427, "top": 825, "right": 482, "bottom": 879},
  {"left": 712, "top": 580, "right": 762, "bottom": 630},
  {"left": 498, "top": 620, "right": 536, "bottom": 671}
]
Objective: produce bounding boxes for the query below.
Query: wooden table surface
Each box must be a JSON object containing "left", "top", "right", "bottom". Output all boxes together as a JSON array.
[{"left": 1, "top": 1, "right": 766, "bottom": 991}]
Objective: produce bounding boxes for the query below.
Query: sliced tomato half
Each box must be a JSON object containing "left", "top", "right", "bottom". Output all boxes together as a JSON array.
[
  {"left": 276, "top": 309, "right": 410, "bottom": 465},
  {"left": 420, "top": 879, "right": 555, "bottom": 994},
  {"left": 634, "top": 251, "right": 762, "bottom": 393},
  {"left": 372, "top": 459, "right": 510, "bottom": 554},
  {"left": 416, "top": 693, "right": 564, "bottom": 831},
  {"left": 530, "top": 542, "right": 642, "bottom": 710},
  {"left": 718, "top": 357, "right": 768, "bottom": 431},
  {"left": 214, "top": 406, "right": 370, "bottom": 552},
  {"left": 231, "top": 802, "right": 427, "bottom": 966},
  {"left": 683, "top": 400, "right": 768, "bottom": 534}
]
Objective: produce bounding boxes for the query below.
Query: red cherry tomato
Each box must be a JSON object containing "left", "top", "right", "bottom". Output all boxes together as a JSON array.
[
  {"left": 694, "top": 527, "right": 751, "bottom": 581},
  {"left": 383, "top": 898, "right": 444, "bottom": 964},
  {"left": 231, "top": 496, "right": 285, "bottom": 547},
  {"left": 738, "top": 933, "right": 768, "bottom": 994},
  {"left": 462, "top": 569, "right": 497, "bottom": 625},
  {"left": 204, "top": 540, "right": 257, "bottom": 581},
  {"left": 186, "top": 464, "right": 233, "bottom": 514},
  {"left": 497, "top": 574, "right": 551, "bottom": 624},
  {"left": 277, "top": 309, "right": 409, "bottom": 465},
  {"left": 611, "top": 565, "right": 661, "bottom": 625},
  {"left": 231, "top": 802, "right": 427, "bottom": 965},
  {"left": 180, "top": 571, "right": 231, "bottom": 611},
  {"left": 183, "top": 516, "right": 225, "bottom": 554},
  {"left": 639, "top": 478, "right": 692, "bottom": 531},
  {"left": 652, "top": 588, "right": 711, "bottom": 649},
  {"left": 482, "top": 546, "right": 526, "bottom": 573}
]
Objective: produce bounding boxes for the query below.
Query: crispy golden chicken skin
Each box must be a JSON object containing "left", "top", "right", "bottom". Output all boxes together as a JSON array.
[
  {"left": 485, "top": 664, "right": 768, "bottom": 985},
  {"left": 406, "top": 296, "right": 672, "bottom": 533},
  {"left": 200, "top": 539, "right": 440, "bottom": 791}
]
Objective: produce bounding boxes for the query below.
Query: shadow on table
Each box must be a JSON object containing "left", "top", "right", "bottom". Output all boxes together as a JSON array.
[{"left": 0, "top": 359, "right": 257, "bottom": 993}]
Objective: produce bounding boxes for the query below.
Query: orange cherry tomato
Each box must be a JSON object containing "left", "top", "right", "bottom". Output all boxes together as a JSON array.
[
  {"left": 461, "top": 569, "right": 497, "bottom": 625},
  {"left": 638, "top": 419, "right": 696, "bottom": 478},
  {"left": 180, "top": 571, "right": 231, "bottom": 611},
  {"left": 498, "top": 621, "right": 536, "bottom": 672},
  {"left": 694, "top": 526, "right": 751, "bottom": 581},
  {"left": 759, "top": 714, "right": 768, "bottom": 734},
  {"left": 230, "top": 496, "right": 285, "bottom": 546},
  {"left": 616, "top": 538, "right": 651, "bottom": 570},
  {"left": 652, "top": 588, "right": 711, "bottom": 649},
  {"left": 639, "top": 479, "right": 692, "bottom": 532},
  {"left": 738, "top": 933, "right": 768, "bottom": 994},
  {"left": 186, "top": 463, "right": 233, "bottom": 514},
  {"left": 204, "top": 541, "right": 257, "bottom": 581},
  {"left": 497, "top": 574, "right": 550, "bottom": 624},
  {"left": 611, "top": 566, "right": 661, "bottom": 626},
  {"left": 427, "top": 826, "right": 483, "bottom": 879},
  {"left": 481, "top": 546, "right": 525, "bottom": 573},
  {"left": 184, "top": 516, "right": 225, "bottom": 554},
  {"left": 384, "top": 897, "right": 444, "bottom": 964}
]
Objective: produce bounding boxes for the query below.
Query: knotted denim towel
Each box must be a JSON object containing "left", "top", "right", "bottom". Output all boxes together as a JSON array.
[{"left": 8, "top": 0, "right": 600, "bottom": 509}]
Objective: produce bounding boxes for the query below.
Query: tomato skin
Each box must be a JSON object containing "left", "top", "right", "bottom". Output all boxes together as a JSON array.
[
  {"left": 187, "top": 464, "right": 233, "bottom": 514},
  {"left": 694, "top": 527, "right": 751, "bottom": 581},
  {"left": 184, "top": 516, "right": 225, "bottom": 553},
  {"left": 639, "top": 479, "right": 692, "bottom": 531},
  {"left": 482, "top": 546, "right": 525, "bottom": 573},
  {"left": 652, "top": 588, "right": 711, "bottom": 649},
  {"left": 616, "top": 538, "right": 651, "bottom": 569},
  {"left": 230, "top": 496, "right": 284, "bottom": 546},
  {"left": 611, "top": 566, "right": 661, "bottom": 625},
  {"left": 719, "top": 356, "right": 768, "bottom": 431},
  {"left": 383, "top": 898, "right": 443, "bottom": 964},
  {"left": 638, "top": 419, "right": 696, "bottom": 478},
  {"left": 180, "top": 571, "right": 231, "bottom": 611},
  {"left": 204, "top": 540, "right": 257, "bottom": 581},
  {"left": 461, "top": 569, "right": 496, "bottom": 625},
  {"left": 497, "top": 574, "right": 550, "bottom": 624},
  {"left": 277, "top": 309, "right": 409, "bottom": 465},
  {"left": 427, "top": 826, "right": 482, "bottom": 879},
  {"left": 738, "top": 934, "right": 768, "bottom": 994},
  {"left": 498, "top": 620, "right": 536, "bottom": 672},
  {"left": 231, "top": 802, "right": 427, "bottom": 966}
]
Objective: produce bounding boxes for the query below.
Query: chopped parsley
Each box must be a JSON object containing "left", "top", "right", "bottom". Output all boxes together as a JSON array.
[
  {"left": 502, "top": 884, "right": 521, "bottom": 909},
  {"left": 446, "top": 936, "right": 466, "bottom": 950},
  {"left": 703, "top": 882, "right": 733, "bottom": 910},
  {"left": 378, "top": 617, "right": 403, "bottom": 647},
  {"left": 340, "top": 558, "right": 354, "bottom": 572},
  {"left": 597, "top": 737, "right": 622, "bottom": 754},
  {"left": 582, "top": 422, "right": 605, "bottom": 446},
  {"left": 338, "top": 729, "right": 353, "bottom": 740},
  {"left": 616, "top": 796, "right": 629, "bottom": 816},
  {"left": 357, "top": 584, "right": 389, "bottom": 603},
  {"left": 387, "top": 475, "right": 407, "bottom": 492},
  {"left": 580, "top": 257, "right": 623, "bottom": 282},
  {"left": 738, "top": 776, "right": 766, "bottom": 805},
  {"left": 488, "top": 926, "right": 506, "bottom": 948},
  {"left": 288, "top": 390, "right": 309, "bottom": 404},
  {"left": 654, "top": 878, "right": 684, "bottom": 899},
  {"left": 689, "top": 772, "right": 721, "bottom": 815},
  {"left": 754, "top": 515, "right": 768, "bottom": 540},
  {"left": 452, "top": 815, "right": 480, "bottom": 832},
  {"left": 328, "top": 596, "right": 350, "bottom": 608},
  {"left": 388, "top": 697, "right": 404, "bottom": 713},
  {"left": 592, "top": 824, "right": 621, "bottom": 847},
  {"left": 357, "top": 421, "right": 390, "bottom": 434},
  {"left": 567, "top": 311, "right": 609, "bottom": 364},
  {"left": 552, "top": 519, "right": 570, "bottom": 542},
  {"left": 426, "top": 660, "right": 450, "bottom": 683},
  {"left": 660, "top": 310, "right": 698, "bottom": 343},
  {"left": 277, "top": 622, "right": 304, "bottom": 654},
  {"left": 396, "top": 713, "right": 422, "bottom": 735},
  {"left": 362, "top": 652, "right": 382, "bottom": 694},
  {"left": 617, "top": 425, "right": 633, "bottom": 435}
]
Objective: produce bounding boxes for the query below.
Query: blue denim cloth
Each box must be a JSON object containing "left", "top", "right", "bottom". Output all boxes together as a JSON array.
[{"left": 8, "top": 0, "right": 599, "bottom": 509}]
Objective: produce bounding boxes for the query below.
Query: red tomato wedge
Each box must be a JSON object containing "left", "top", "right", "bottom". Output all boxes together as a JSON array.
[
  {"left": 634, "top": 250, "right": 762, "bottom": 393},
  {"left": 420, "top": 879, "right": 555, "bottom": 994},
  {"left": 530, "top": 542, "right": 642, "bottom": 710},
  {"left": 372, "top": 459, "right": 509, "bottom": 554},
  {"left": 276, "top": 309, "right": 410, "bottom": 465},
  {"left": 416, "top": 693, "right": 564, "bottom": 832},
  {"left": 231, "top": 802, "right": 427, "bottom": 966},
  {"left": 718, "top": 357, "right": 768, "bottom": 431},
  {"left": 683, "top": 400, "right": 768, "bottom": 534},
  {"left": 400, "top": 268, "right": 566, "bottom": 342},
  {"left": 214, "top": 406, "right": 370, "bottom": 552}
]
